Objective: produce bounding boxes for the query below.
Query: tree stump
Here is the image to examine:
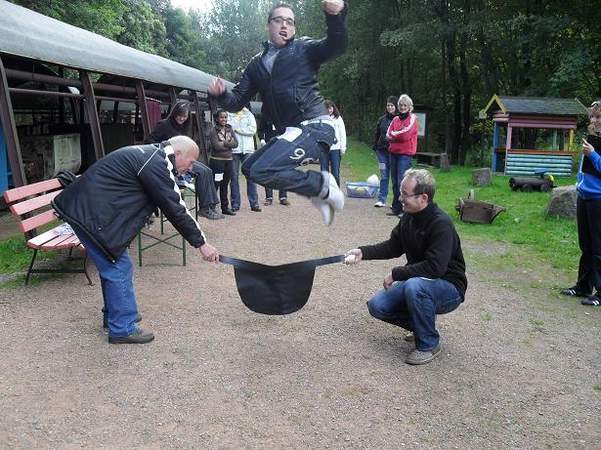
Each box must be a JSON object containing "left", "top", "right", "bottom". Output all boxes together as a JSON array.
[
  {"left": 472, "top": 168, "right": 492, "bottom": 186},
  {"left": 440, "top": 153, "right": 450, "bottom": 172}
]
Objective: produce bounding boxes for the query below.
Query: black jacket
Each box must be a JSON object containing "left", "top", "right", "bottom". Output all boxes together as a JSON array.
[
  {"left": 359, "top": 203, "right": 467, "bottom": 298},
  {"left": 52, "top": 144, "right": 206, "bottom": 262},
  {"left": 144, "top": 117, "right": 191, "bottom": 144},
  {"left": 373, "top": 112, "right": 396, "bottom": 152},
  {"left": 216, "top": 9, "right": 347, "bottom": 134}
]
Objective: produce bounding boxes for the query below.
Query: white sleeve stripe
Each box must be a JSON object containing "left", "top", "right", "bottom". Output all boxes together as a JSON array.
[{"left": 162, "top": 151, "right": 206, "bottom": 243}]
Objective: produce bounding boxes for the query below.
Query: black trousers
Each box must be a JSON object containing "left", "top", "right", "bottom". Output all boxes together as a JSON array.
[
  {"left": 209, "top": 158, "right": 234, "bottom": 211},
  {"left": 575, "top": 196, "right": 601, "bottom": 293}
]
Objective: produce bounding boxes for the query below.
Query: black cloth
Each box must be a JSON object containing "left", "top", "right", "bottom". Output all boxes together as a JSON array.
[
  {"left": 359, "top": 202, "right": 467, "bottom": 298},
  {"left": 575, "top": 196, "right": 601, "bottom": 292},
  {"left": 583, "top": 134, "right": 601, "bottom": 179},
  {"left": 220, "top": 254, "right": 344, "bottom": 314},
  {"left": 53, "top": 143, "right": 206, "bottom": 262},
  {"left": 373, "top": 112, "right": 396, "bottom": 151},
  {"left": 215, "top": 8, "right": 348, "bottom": 134},
  {"left": 144, "top": 117, "right": 190, "bottom": 144}
]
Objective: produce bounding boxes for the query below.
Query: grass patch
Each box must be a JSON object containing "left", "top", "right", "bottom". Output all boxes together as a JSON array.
[
  {"left": 343, "top": 137, "right": 579, "bottom": 275},
  {"left": 593, "top": 384, "right": 601, "bottom": 392}
]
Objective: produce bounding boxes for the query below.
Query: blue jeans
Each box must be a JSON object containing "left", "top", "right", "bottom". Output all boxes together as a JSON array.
[
  {"left": 320, "top": 149, "right": 342, "bottom": 186},
  {"left": 265, "top": 188, "right": 287, "bottom": 201},
  {"left": 390, "top": 154, "right": 413, "bottom": 213},
  {"left": 375, "top": 149, "right": 390, "bottom": 203},
  {"left": 242, "top": 122, "right": 336, "bottom": 198},
  {"left": 367, "top": 277, "right": 462, "bottom": 351},
  {"left": 231, "top": 153, "right": 259, "bottom": 209},
  {"left": 71, "top": 225, "right": 139, "bottom": 338}
]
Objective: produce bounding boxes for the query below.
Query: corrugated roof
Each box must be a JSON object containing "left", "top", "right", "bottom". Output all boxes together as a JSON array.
[
  {"left": 0, "top": 0, "right": 233, "bottom": 92},
  {"left": 482, "top": 95, "right": 588, "bottom": 117}
]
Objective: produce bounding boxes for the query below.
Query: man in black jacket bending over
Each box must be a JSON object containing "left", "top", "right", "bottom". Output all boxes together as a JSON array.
[
  {"left": 208, "top": 0, "right": 347, "bottom": 226},
  {"left": 53, "top": 136, "right": 219, "bottom": 344},
  {"left": 345, "top": 169, "right": 467, "bottom": 365}
]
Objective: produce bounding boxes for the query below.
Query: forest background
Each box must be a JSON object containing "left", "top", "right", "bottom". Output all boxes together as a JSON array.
[{"left": 12, "top": 0, "right": 601, "bottom": 164}]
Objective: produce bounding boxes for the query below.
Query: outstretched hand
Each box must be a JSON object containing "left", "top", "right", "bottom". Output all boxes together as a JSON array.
[
  {"left": 208, "top": 77, "right": 225, "bottom": 97},
  {"left": 200, "top": 243, "right": 219, "bottom": 263},
  {"left": 344, "top": 248, "right": 363, "bottom": 265},
  {"left": 321, "top": 0, "right": 344, "bottom": 15}
]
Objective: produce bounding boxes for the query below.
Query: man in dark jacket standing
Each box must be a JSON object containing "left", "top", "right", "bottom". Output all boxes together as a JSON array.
[
  {"left": 208, "top": 0, "right": 348, "bottom": 226},
  {"left": 345, "top": 169, "right": 467, "bottom": 365},
  {"left": 53, "top": 136, "right": 219, "bottom": 344}
]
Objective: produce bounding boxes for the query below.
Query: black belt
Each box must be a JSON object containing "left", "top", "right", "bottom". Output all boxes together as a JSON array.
[{"left": 219, "top": 254, "right": 344, "bottom": 315}]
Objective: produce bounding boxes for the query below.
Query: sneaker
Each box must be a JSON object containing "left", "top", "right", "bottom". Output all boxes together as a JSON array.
[
  {"left": 109, "top": 328, "right": 154, "bottom": 344},
  {"left": 264, "top": 198, "right": 273, "bottom": 206},
  {"left": 386, "top": 211, "right": 402, "bottom": 217},
  {"left": 222, "top": 208, "right": 236, "bottom": 216},
  {"left": 199, "top": 207, "right": 222, "bottom": 220},
  {"left": 561, "top": 286, "right": 592, "bottom": 298},
  {"left": 311, "top": 197, "right": 334, "bottom": 226},
  {"left": 323, "top": 172, "right": 344, "bottom": 211},
  {"left": 403, "top": 333, "right": 415, "bottom": 342},
  {"left": 405, "top": 344, "right": 442, "bottom": 365},
  {"left": 232, "top": 206, "right": 240, "bottom": 212},
  {"left": 374, "top": 201, "right": 386, "bottom": 208},
  {"left": 581, "top": 293, "right": 601, "bottom": 306},
  {"left": 251, "top": 205, "right": 262, "bottom": 212},
  {"left": 103, "top": 313, "right": 142, "bottom": 329},
  {"left": 279, "top": 198, "right": 291, "bottom": 206}
]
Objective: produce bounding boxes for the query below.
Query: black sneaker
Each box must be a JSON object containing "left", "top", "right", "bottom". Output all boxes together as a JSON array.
[
  {"left": 386, "top": 211, "right": 401, "bottom": 216},
  {"left": 108, "top": 328, "right": 154, "bottom": 344},
  {"left": 581, "top": 293, "right": 601, "bottom": 306},
  {"left": 251, "top": 205, "right": 262, "bottom": 212},
  {"left": 561, "top": 286, "right": 593, "bottom": 297},
  {"left": 222, "top": 208, "right": 236, "bottom": 216},
  {"left": 103, "top": 313, "right": 142, "bottom": 329},
  {"left": 264, "top": 198, "right": 273, "bottom": 206},
  {"left": 280, "top": 198, "right": 290, "bottom": 206}
]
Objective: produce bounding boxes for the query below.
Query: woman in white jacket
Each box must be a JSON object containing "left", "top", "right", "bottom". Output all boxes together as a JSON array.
[{"left": 321, "top": 99, "right": 347, "bottom": 187}]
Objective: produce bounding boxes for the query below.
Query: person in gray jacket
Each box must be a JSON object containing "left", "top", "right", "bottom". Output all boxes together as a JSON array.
[{"left": 53, "top": 136, "right": 219, "bottom": 344}]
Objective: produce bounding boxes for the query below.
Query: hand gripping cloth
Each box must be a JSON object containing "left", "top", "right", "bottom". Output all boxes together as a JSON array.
[{"left": 219, "top": 255, "right": 344, "bottom": 315}]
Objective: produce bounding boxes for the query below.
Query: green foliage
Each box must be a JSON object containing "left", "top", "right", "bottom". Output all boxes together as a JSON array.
[
  {"left": 343, "top": 137, "right": 580, "bottom": 274},
  {"left": 0, "top": 237, "right": 51, "bottom": 274}
]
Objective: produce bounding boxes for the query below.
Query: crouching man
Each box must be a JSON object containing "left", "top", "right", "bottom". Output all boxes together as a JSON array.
[
  {"left": 345, "top": 169, "right": 467, "bottom": 364},
  {"left": 53, "top": 136, "right": 219, "bottom": 344}
]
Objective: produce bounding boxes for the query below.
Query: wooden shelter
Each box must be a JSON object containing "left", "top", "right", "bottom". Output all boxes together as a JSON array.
[
  {"left": 0, "top": 1, "right": 241, "bottom": 193},
  {"left": 480, "top": 95, "right": 588, "bottom": 176}
]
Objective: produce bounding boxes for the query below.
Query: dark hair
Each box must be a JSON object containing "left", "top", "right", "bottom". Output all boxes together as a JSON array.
[
  {"left": 324, "top": 100, "right": 340, "bottom": 118},
  {"left": 268, "top": 2, "right": 294, "bottom": 22},
  {"left": 168, "top": 101, "right": 190, "bottom": 121},
  {"left": 213, "top": 108, "right": 228, "bottom": 123},
  {"left": 386, "top": 96, "right": 399, "bottom": 113}
]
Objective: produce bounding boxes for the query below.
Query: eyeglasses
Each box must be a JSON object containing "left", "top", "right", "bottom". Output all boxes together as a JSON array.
[
  {"left": 400, "top": 191, "right": 422, "bottom": 199},
  {"left": 269, "top": 16, "right": 295, "bottom": 26}
]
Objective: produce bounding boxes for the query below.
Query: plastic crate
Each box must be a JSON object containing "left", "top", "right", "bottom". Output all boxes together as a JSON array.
[{"left": 346, "top": 182, "right": 378, "bottom": 198}]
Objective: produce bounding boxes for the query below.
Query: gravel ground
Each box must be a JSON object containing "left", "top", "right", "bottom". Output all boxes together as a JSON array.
[{"left": 1, "top": 188, "right": 600, "bottom": 449}]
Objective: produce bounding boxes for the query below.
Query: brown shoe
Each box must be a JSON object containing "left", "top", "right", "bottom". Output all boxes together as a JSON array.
[{"left": 108, "top": 328, "right": 154, "bottom": 344}]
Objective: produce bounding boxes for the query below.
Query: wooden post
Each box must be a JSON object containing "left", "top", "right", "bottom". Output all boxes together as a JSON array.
[
  {"left": 491, "top": 122, "right": 499, "bottom": 172},
  {"left": 168, "top": 88, "right": 178, "bottom": 107},
  {"left": 80, "top": 71, "right": 105, "bottom": 161},
  {"left": 506, "top": 126, "right": 512, "bottom": 150},
  {"left": 568, "top": 129, "right": 574, "bottom": 151},
  {"left": 0, "top": 56, "right": 26, "bottom": 186},
  {"left": 191, "top": 91, "right": 209, "bottom": 164},
  {"left": 136, "top": 81, "right": 150, "bottom": 141}
]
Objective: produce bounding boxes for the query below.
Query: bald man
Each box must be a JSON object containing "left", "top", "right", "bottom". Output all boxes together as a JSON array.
[{"left": 53, "top": 136, "right": 219, "bottom": 344}]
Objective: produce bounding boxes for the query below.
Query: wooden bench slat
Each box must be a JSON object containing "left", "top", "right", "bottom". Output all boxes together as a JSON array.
[
  {"left": 20, "top": 209, "right": 59, "bottom": 234},
  {"left": 40, "top": 235, "right": 81, "bottom": 250},
  {"left": 26, "top": 225, "right": 73, "bottom": 247},
  {"left": 3, "top": 179, "right": 62, "bottom": 203},
  {"left": 9, "top": 190, "right": 62, "bottom": 217}
]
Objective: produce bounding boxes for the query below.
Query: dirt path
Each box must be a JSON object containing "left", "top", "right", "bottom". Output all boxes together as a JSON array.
[{"left": 0, "top": 189, "right": 599, "bottom": 449}]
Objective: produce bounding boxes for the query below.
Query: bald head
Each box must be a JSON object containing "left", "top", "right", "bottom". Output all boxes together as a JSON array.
[{"left": 168, "top": 135, "right": 199, "bottom": 174}]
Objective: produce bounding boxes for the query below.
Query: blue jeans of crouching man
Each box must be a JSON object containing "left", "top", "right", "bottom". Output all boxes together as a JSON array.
[
  {"left": 231, "top": 153, "right": 259, "bottom": 209},
  {"left": 242, "top": 122, "right": 336, "bottom": 197},
  {"left": 367, "top": 277, "right": 463, "bottom": 351},
  {"left": 72, "top": 225, "right": 140, "bottom": 338}
]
